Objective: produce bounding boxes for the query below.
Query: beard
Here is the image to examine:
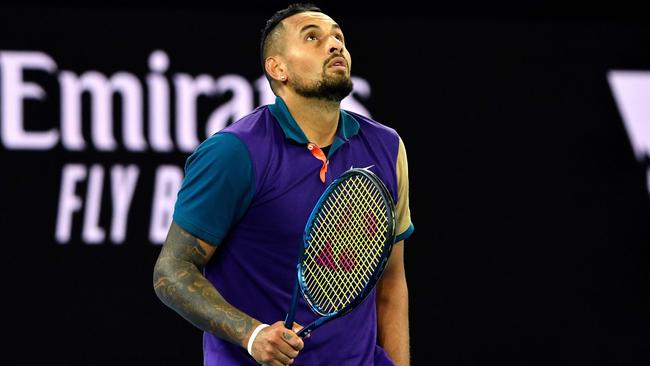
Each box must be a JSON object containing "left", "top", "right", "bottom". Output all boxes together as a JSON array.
[{"left": 292, "top": 71, "right": 353, "bottom": 102}]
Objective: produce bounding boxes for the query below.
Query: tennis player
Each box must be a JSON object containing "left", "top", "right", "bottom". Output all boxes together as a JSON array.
[{"left": 153, "top": 3, "right": 414, "bottom": 365}]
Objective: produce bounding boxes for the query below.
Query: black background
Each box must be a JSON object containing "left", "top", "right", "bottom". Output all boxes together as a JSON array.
[{"left": 1, "top": 1, "right": 649, "bottom": 365}]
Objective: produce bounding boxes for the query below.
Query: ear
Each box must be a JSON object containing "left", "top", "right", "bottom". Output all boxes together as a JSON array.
[{"left": 265, "top": 56, "right": 287, "bottom": 82}]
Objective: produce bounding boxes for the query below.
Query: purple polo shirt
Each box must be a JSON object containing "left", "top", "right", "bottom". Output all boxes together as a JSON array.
[{"left": 173, "top": 96, "right": 413, "bottom": 366}]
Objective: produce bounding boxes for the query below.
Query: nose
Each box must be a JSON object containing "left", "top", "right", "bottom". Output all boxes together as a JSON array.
[{"left": 327, "top": 35, "right": 344, "bottom": 54}]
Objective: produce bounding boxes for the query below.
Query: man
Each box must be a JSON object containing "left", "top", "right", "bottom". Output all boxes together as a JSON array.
[{"left": 153, "top": 3, "right": 414, "bottom": 365}]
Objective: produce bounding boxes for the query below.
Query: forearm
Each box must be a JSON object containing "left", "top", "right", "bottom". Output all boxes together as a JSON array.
[
  {"left": 154, "top": 258, "right": 257, "bottom": 347},
  {"left": 153, "top": 222, "right": 257, "bottom": 348},
  {"left": 376, "top": 242, "right": 410, "bottom": 366},
  {"left": 377, "top": 278, "right": 410, "bottom": 366}
]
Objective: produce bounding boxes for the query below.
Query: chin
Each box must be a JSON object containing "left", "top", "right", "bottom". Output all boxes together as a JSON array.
[{"left": 329, "top": 73, "right": 350, "bottom": 82}]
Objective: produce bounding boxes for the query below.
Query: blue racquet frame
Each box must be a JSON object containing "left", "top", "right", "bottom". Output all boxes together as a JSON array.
[{"left": 284, "top": 167, "right": 396, "bottom": 338}]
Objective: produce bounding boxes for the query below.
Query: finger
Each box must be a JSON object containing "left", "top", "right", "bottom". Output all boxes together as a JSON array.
[
  {"left": 260, "top": 330, "right": 298, "bottom": 363},
  {"left": 271, "top": 340, "right": 296, "bottom": 364},
  {"left": 269, "top": 349, "right": 294, "bottom": 366},
  {"left": 253, "top": 331, "right": 295, "bottom": 365},
  {"left": 276, "top": 332, "right": 301, "bottom": 358},
  {"left": 281, "top": 328, "right": 304, "bottom": 351},
  {"left": 261, "top": 356, "right": 293, "bottom": 366},
  {"left": 291, "top": 322, "right": 303, "bottom": 331},
  {"left": 291, "top": 322, "right": 310, "bottom": 339}
]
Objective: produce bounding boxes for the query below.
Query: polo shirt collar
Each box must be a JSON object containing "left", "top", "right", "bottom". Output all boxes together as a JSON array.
[{"left": 268, "top": 96, "right": 360, "bottom": 154}]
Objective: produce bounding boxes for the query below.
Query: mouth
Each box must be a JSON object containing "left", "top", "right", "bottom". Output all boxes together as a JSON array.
[{"left": 327, "top": 56, "right": 347, "bottom": 71}]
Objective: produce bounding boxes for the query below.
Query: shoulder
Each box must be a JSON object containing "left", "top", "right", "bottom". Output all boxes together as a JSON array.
[
  {"left": 183, "top": 131, "right": 253, "bottom": 178},
  {"left": 343, "top": 110, "right": 401, "bottom": 157},
  {"left": 222, "top": 105, "right": 274, "bottom": 136},
  {"left": 193, "top": 105, "right": 274, "bottom": 158},
  {"left": 343, "top": 109, "right": 400, "bottom": 140},
  {"left": 191, "top": 131, "right": 248, "bottom": 160},
  {"left": 215, "top": 105, "right": 285, "bottom": 157}
]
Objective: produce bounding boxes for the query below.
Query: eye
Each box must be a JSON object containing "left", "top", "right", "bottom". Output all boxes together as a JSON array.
[
  {"left": 335, "top": 34, "right": 344, "bottom": 42},
  {"left": 306, "top": 34, "right": 318, "bottom": 41}
]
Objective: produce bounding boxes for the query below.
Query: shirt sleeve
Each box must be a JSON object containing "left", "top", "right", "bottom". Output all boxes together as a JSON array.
[
  {"left": 172, "top": 132, "right": 255, "bottom": 246},
  {"left": 395, "top": 137, "right": 414, "bottom": 242}
]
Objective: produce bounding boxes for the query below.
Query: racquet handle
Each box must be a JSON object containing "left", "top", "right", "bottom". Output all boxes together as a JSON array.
[{"left": 284, "top": 276, "right": 300, "bottom": 329}]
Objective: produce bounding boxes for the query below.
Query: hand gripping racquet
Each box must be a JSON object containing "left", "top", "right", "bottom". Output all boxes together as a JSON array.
[{"left": 284, "top": 167, "right": 396, "bottom": 338}]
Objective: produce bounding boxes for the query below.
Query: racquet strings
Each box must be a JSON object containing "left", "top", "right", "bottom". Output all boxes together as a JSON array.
[{"left": 302, "top": 174, "right": 391, "bottom": 315}]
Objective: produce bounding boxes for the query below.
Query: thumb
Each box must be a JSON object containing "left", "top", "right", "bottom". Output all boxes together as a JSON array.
[{"left": 292, "top": 322, "right": 310, "bottom": 339}]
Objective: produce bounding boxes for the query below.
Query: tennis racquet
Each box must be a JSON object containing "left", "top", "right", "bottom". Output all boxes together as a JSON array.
[{"left": 284, "top": 167, "right": 396, "bottom": 338}]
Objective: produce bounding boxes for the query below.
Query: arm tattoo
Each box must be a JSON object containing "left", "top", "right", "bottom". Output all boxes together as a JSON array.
[{"left": 153, "top": 222, "right": 253, "bottom": 346}]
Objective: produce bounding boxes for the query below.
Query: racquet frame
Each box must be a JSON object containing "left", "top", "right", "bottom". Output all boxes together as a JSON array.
[{"left": 284, "top": 167, "right": 396, "bottom": 338}]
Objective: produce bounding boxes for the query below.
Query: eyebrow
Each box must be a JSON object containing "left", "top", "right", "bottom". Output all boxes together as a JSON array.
[{"left": 299, "top": 23, "right": 342, "bottom": 34}]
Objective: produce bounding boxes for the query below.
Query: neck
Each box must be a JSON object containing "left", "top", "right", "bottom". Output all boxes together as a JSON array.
[{"left": 280, "top": 92, "right": 340, "bottom": 147}]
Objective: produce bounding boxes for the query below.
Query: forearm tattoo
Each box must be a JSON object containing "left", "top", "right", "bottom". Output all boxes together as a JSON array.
[{"left": 153, "top": 222, "right": 253, "bottom": 346}]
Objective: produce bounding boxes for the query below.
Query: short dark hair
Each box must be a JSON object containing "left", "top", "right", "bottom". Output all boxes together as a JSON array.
[{"left": 259, "top": 3, "right": 322, "bottom": 73}]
